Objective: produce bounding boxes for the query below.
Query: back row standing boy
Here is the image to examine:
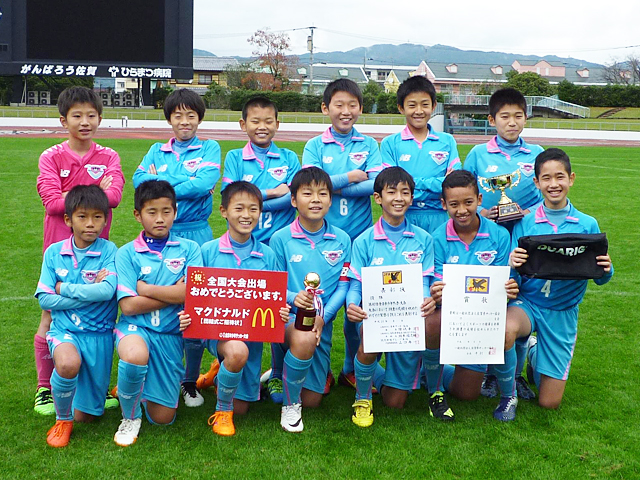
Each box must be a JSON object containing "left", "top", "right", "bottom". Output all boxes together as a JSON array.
[
  {"left": 132, "top": 89, "right": 221, "bottom": 408},
  {"left": 35, "top": 86, "right": 124, "bottom": 415},
  {"left": 464, "top": 87, "right": 544, "bottom": 399},
  {"left": 300, "top": 79, "right": 383, "bottom": 392}
]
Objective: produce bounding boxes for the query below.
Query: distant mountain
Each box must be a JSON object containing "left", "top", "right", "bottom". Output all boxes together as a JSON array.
[{"left": 194, "top": 49, "right": 215, "bottom": 57}]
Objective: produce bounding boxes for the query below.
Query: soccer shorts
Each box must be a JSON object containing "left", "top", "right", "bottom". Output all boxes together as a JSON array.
[
  {"left": 406, "top": 209, "right": 449, "bottom": 235},
  {"left": 47, "top": 328, "right": 114, "bottom": 416},
  {"left": 206, "top": 339, "right": 263, "bottom": 402},
  {"left": 115, "top": 320, "right": 184, "bottom": 408},
  {"left": 171, "top": 220, "right": 213, "bottom": 247},
  {"left": 509, "top": 296, "right": 579, "bottom": 381}
]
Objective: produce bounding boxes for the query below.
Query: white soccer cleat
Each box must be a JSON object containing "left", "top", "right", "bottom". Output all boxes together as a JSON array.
[
  {"left": 260, "top": 369, "right": 273, "bottom": 384},
  {"left": 114, "top": 418, "right": 142, "bottom": 447},
  {"left": 280, "top": 403, "right": 304, "bottom": 433},
  {"left": 181, "top": 382, "right": 204, "bottom": 407}
]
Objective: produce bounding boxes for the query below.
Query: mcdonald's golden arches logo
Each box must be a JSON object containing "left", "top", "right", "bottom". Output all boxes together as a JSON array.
[{"left": 252, "top": 308, "right": 275, "bottom": 329}]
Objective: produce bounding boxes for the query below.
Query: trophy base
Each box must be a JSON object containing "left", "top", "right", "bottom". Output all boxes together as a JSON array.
[
  {"left": 294, "top": 308, "right": 315, "bottom": 331},
  {"left": 496, "top": 203, "right": 524, "bottom": 223}
]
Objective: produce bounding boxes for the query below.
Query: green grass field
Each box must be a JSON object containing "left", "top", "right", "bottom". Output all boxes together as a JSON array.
[{"left": 0, "top": 138, "right": 638, "bottom": 479}]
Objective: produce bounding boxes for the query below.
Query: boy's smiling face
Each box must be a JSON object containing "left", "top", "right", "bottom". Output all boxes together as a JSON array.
[
  {"left": 441, "top": 186, "right": 482, "bottom": 232},
  {"left": 291, "top": 181, "right": 332, "bottom": 230},
  {"left": 399, "top": 91, "right": 435, "bottom": 133},
  {"left": 220, "top": 191, "right": 261, "bottom": 243},
  {"left": 489, "top": 104, "right": 526, "bottom": 143},
  {"left": 168, "top": 105, "right": 201, "bottom": 142},
  {"left": 534, "top": 160, "right": 575, "bottom": 210},
  {"left": 240, "top": 105, "right": 279, "bottom": 148},
  {"left": 321, "top": 91, "right": 362, "bottom": 134},
  {"left": 374, "top": 181, "right": 413, "bottom": 226}
]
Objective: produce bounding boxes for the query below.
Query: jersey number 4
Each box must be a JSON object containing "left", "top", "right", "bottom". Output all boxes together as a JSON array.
[{"left": 540, "top": 280, "right": 552, "bottom": 298}]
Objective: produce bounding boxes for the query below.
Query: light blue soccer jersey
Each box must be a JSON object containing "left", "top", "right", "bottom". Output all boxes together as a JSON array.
[
  {"left": 270, "top": 219, "right": 352, "bottom": 324},
  {"left": 132, "top": 137, "right": 221, "bottom": 225},
  {"left": 302, "top": 127, "right": 383, "bottom": 240},
  {"left": 201, "top": 231, "right": 278, "bottom": 271},
  {"left": 221, "top": 142, "right": 300, "bottom": 243},
  {"left": 381, "top": 125, "right": 461, "bottom": 211},
  {"left": 511, "top": 202, "right": 614, "bottom": 310},
  {"left": 464, "top": 136, "right": 544, "bottom": 212},
  {"left": 116, "top": 232, "right": 202, "bottom": 334},
  {"left": 433, "top": 215, "right": 511, "bottom": 280},
  {"left": 35, "top": 236, "right": 118, "bottom": 333}
]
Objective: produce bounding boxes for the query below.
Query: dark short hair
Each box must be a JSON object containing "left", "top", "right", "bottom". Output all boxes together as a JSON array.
[
  {"left": 221, "top": 181, "right": 263, "bottom": 211},
  {"left": 134, "top": 180, "right": 176, "bottom": 212},
  {"left": 489, "top": 87, "right": 527, "bottom": 118},
  {"left": 290, "top": 167, "right": 333, "bottom": 199},
  {"left": 374, "top": 166, "right": 415, "bottom": 195},
  {"left": 323, "top": 79, "right": 363, "bottom": 107},
  {"left": 397, "top": 75, "right": 437, "bottom": 106},
  {"left": 64, "top": 184, "right": 109, "bottom": 218},
  {"left": 163, "top": 88, "right": 206, "bottom": 121},
  {"left": 441, "top": 170, "right": 479, "bottom": 200},
  {"left": 534, "top": 148, "right": 571, "bottom": 178},
  {"left": 57, "top": 86, "right": 102, "bottom": 117},
  {"left": 242, "top": 95, "right": 278, "bottom": 121}
]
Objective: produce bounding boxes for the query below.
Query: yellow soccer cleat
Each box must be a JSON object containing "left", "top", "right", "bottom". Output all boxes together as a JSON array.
[{"left": 351, "top": 399, "right": 374, "bottom": 428}]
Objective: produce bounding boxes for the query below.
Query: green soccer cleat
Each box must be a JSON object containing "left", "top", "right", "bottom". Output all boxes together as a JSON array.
[
  {"left": 34, "top": 387, "right": 55, "bottom": 416},
  {"left": 428, "top": 391, "right": 455, "bottom": 422},
  {"left": 104, "top": 391, "right": 119, "bottom": 410}
]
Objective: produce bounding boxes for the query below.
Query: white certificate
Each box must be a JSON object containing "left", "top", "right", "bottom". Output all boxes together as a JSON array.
[
  {"left": 440, "top": 264, "right": 510, "bottom": 365},
  {"left": 362, "top": 263, "right": 425, "bottom": 353}
]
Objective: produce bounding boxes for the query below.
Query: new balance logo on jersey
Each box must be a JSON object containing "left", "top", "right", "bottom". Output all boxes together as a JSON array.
[
  {"left": 85, "top": 164, "right": 107, "bottom": 180},
  {"left": 268, "top": 166, "right": 288, "bottom": 182},
  {"left": 485, "top": 165, "right": 499, "bottom": 173},
  {"left": 517, "top": 162, "right": 535, "bottom": 177},
  {"left": 183, "top": 157, "right": 202, "bottom": 174},
  {"left": 140, "top": 266, "right": 152, "bottom": 275},
  {"left": 349, "top": 151, "right": 369, "bottom": 166},
  {"left": 81, "top": 270, "right": 98, "bottom": 284},
  {"left": 322, "top": 249, "right": 343, "bottom": 266},
  {"left": 402, "top": 250, "right": 423, "bottom": 264},
  {"left": 371, "top": 257, "right": 384, "bottom": 265},
  {"left": 289, "top": 255, "right": 303, "bottom": 262},
  {"left": 429, "top": 151, "right": 449, "bottom": 165},
  {"left": 164, "top": 257, "right": 186, "bottom": 274},
  {"left": 158, "top": 164, "right": 168, "bottom": 173},
  {"left": 55, "top": 268, "right": 69, "bottom": 277},
  {"left": 322, "top": 156, "right": 333, "bottom": 164},
  {"left": 60, "top": 169, "right": 70, "bottom": 178},
  {"left": 242, "top": 174, "right": 254, "bottom": 182},
  {"left": 475, "top": 250, "right": 497, "bottom": 265},
  {"left": 399, "top": 154, "right": 411, "bottom": 162},
  {"left": 63, "top": 333, "right": 73, "bottom": 340},
  {"left": 447, "top": 256, "right": 460, "bottom": 263},
  {"left": 537, "top": 244, "right": 587, "bottom": 256}
]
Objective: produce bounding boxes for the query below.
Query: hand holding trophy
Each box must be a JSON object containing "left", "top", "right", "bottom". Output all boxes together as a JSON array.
[
  {"left": 294, "top": 272, "right": 324, "bottom": 331},
  {"left": 478, "top": 170, "right": 523, "bottom": 223}
]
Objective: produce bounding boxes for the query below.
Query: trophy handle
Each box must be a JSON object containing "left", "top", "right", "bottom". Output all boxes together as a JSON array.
[
  {"left": 511, "top": 170, "right": 521, "bottom": 188},
  {"left": 478, "top": 176, "right": 493, "bottom": 192}
]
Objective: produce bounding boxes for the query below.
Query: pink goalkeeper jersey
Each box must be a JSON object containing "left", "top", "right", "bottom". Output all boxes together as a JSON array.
[{"left": 37, "top": 141, "right": 125, "bottom": 252}]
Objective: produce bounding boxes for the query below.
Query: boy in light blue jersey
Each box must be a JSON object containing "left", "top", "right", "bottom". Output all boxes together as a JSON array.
[
  {"left": 113, "top": 180, "right": 202, "bottom": 447},
  {"left": 346, "top": 167, "right": 437, "bottom": 427},
  {"left": 302, "top": 78, "right": 383, "bottom": 389},
  {"left": 179, "top": 181, "right": 279, "bottom": 436},
  {"left": 272, "top": 168, "right": 351, "bottom": 432},
  {"left": 381, "top": 76, "right": 461, "bottom": 234},
  {"left": 426, "top": 170, "right": 520, "bottom": 421},
  {"left": 463, "top": 87, "right": 543, "bottom": 398},
  {"left": 35, "top": 185, "right": 118, "bottom": 448},
  {"left": 132, "top": 89, "right": 220, "bottom": 407},
  {"left": 506, "top": 148, "right": 613, "bottom": 415},
  {"left": 221, "top": 96, "right": 300, "bottom": 245}
]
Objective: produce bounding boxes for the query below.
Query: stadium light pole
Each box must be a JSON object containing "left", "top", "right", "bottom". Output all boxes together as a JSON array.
[{"left": 307, "top": 26, "right": 315, "bottom": 94}]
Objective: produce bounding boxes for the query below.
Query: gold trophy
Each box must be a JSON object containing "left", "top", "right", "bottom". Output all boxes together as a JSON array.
[
  {"left": 294, "top": 272, "right": 323, "bottom": 331},
  {"left": 478, "top": 170, "right": 523, "bottom": 223}
]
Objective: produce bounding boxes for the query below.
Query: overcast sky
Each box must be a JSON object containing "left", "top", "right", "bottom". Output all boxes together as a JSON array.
[{"left": 193, "top": 0, "right": 640, "bottom": 65}]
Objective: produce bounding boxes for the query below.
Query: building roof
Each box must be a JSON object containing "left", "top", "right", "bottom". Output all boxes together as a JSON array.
[{"left": 193, "top": 56, "right": 239, "bottom": 71}]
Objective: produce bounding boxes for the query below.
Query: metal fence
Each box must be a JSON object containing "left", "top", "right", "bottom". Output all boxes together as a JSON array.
[{"left": 442, "top": 94, "right": 590, "bottom": 118}]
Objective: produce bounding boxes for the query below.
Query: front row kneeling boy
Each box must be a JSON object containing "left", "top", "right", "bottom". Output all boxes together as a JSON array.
[
  {"left": 36, "top": 185, "right": 119, "bottom": 447},
  {"left": 345, "top": 166, "right": 439, "bottom": 427},
  {"left": 113, "top": 180, "right": 202, "bottom": 446}
]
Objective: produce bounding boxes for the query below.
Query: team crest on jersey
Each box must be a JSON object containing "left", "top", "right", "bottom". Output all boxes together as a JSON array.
[
  {"left": 399, "top": 154, "right": 411, "bottom": 162},
  {"left": 321, "top": 249, "right": 343, "bottom": 266},
  {"left": 517, "top": 162, "right": 535, "bottom": 177},
  {"left": 268, "top": 166, "right": 288, "bottom": 182},
  {"left": 158, "top": 164, "right": 168, "bottom": 173},
  {"left": 55, "top": 268, "right": 69, "bottom": 277},
  {"left": 242, "top": 174, "right": 254, "bottom": 182},
  {"left": 85, "top": 164, "right": 107, "bottom": 180},
  {"left": 60, "top": 169, "right": 70, "bottom": 178},
  {"left": 164, "top": 257, "right": 185, "bottom": 274},
  {"left": 475, "top": 250, "right": 497, "bottom": 266},
  {"left": 81, "top": 270, "right": 99, "bottom": 284},
  {"left": 402, "top": 250, "right": 423, "bottom": 264},
  {"left": 183, "top": 157, "right": 202, "bottom": 174},
  {"left": 322, "top": 156, "right": 333, "bottom": 164},
  {"left": 485, "top": 165, "right": 499, "bottom": 173},
  {"left": 140, "top": 266, "right": 152, "bottom": 275},
  {"left": 349, "top": 152, "right": 369, "bottom": 166},
  {"left": 429, "top": 151, "right": 448, "bottom": 165}
]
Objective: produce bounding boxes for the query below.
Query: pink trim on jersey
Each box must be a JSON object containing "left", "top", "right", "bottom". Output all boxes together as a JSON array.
[
  {"left": 222, "top": 177, "right": 234, "bottom": 184},
  {"left": 219, "top": 231, "right": 242, "bottom": 266},
  {"left": 117, "top": 284, "right": 138, "bottom": 297},
  {"left": 46, "top": 333, "right": 62, "bottom": 347},
  {"left": 290, "top": 218, "right": 316, "bottom": 249},
  {"left": 366, "top": 165, "right": 383, "bottom": 173},
  {"left": 114, "top": 328, "right": 126, "bottom": 340},
  {"left": 487, "top": 136, "right": 512, "bottom": 161},
  {"left": 446, "top": 158, "right": 462, "bottom": 173},
  {"left": 445, "top": 219, "right": 470, "bottom": 251},
  {"left": 250, "top": 251, "right": 264, "bottom": 257},
  {"left": 400, "top": 125, "right": 415, "bottom": 142},
  {"left": 423, "top": 266, "right": 434, "bottom": 276},
  {"left": 199, "top": 161, "right": 221, "bottom": 169},
  {"left": 534, "top": 205, "right": 558, "bottom": 233},
  {"left": 242, "top": 142, "right": 265, "bottom": 169},
  {"left": 566, "top": 216, "right": 579, "bottom": 222},
  {"left": 38, "top": 282, "right": 56, "bottom": 294},
  {"left": 373, "top": 218, "right": 396, "bottom": 250},
  {"left": 321, "top": 128, "right": 334, "bottom": 143},
  {"left": 435, "top": 273, "right": 443, "bottom": 280},
  {"left": 352, "top": 135, "right": 364, "bottom": 141},
  {"left": 562, "top": 333, "right": 577, "bottom": 381},
  {"left": 59, "top": 235, "right": 79, "bottom": 267},
  {"left": 349, "top": 264, "right": 362, "bottom": 282}
]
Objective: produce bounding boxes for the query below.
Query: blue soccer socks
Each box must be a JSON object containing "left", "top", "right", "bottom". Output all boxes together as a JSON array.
[
  {"left": 494, "top": 345, "right": 517, "bottom": 398},
  {"left": 50, "top": 370, "right": 77, "bottom": 421},
  {"left": 216, "top": 362, "right": 242, "bottom": 412},
  {"left": 282, "top": 350, "right": 312, "bottom": 406},
  {"left": 117, "top": 360, "right": 147, "bottom": 420},
  {"left": 354, "top": 357, "right": 377, "bottom": 401},
  {"left": 183, "top": 339, "right": 206, "bottom": 384},
  {"left": 422, "top": 348, "right": 443, "bottom": 394}
]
